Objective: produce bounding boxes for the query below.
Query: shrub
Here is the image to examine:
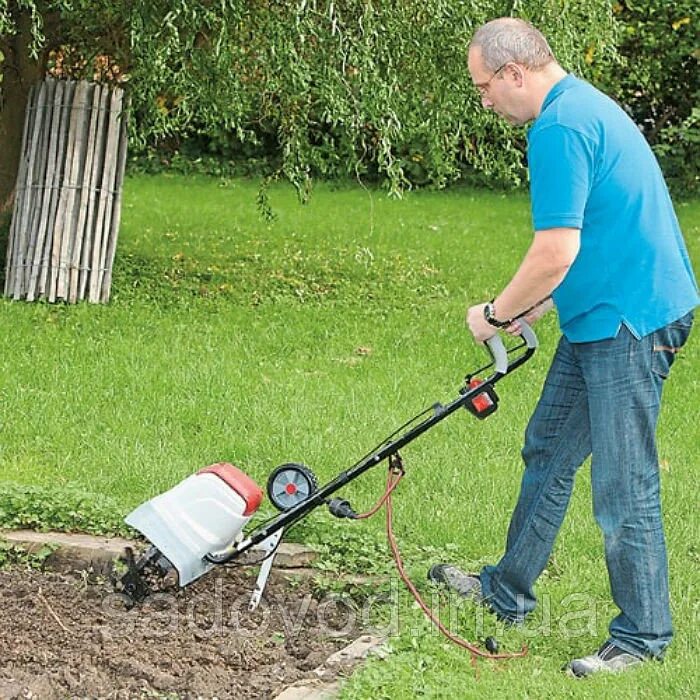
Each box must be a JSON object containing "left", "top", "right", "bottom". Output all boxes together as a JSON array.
[{"left": 600, "top": 1, "right": 699, "bottom": 193}]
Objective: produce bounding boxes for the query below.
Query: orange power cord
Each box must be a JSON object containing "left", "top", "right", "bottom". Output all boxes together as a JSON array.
[{"left": 355, "top": 458, "right": 528, "bottom": 665}]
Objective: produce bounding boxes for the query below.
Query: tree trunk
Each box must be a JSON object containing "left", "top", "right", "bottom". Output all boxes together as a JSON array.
[{"left": 0, "top": 12, "right": 48, "bottom": 215}]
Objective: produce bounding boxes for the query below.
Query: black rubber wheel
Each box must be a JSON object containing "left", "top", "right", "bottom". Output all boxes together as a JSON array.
[{"left": 266, "top": 463, "right": 318, "bottom": 511}]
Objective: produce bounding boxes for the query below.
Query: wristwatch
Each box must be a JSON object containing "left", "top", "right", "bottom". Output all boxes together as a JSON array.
[{"left": 483, "top": 299, "right": 512, "bottom": 329}]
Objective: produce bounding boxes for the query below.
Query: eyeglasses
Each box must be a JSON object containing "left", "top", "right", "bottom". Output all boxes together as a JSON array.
[{"left": 473, "top": 62, "right": 508, "bottom": 97}]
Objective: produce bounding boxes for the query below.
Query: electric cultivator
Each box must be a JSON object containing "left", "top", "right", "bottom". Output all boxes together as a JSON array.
[{"left": 117, "top": 323, "right": 537, "bottom": 659}]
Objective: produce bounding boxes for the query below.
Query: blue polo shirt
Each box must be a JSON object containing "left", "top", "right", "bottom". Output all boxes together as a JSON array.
[{"left": 528, "top": 74, "right": 699, "bottom": 342}]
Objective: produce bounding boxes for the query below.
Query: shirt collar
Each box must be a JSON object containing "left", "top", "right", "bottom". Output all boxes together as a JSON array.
[{"left": 540, "top": 73, "right": 577, "bottom": 114}]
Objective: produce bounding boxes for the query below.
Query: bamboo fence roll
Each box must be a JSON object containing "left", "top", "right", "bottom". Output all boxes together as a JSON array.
[{"left": 4, "top": 77, "right": 128, "bottom": 303}]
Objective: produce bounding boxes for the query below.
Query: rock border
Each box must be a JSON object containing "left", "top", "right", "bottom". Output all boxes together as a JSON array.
[
  {"left": 0, "top": 528, "right": 318, "bottom": 575},
  {"left": 271, "top": 633, "right": 388, "bottom": 700}
]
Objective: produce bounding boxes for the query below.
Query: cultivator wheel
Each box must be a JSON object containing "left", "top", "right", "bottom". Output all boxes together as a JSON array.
[{"left": 266, "top": 463, "right": 318, "bottom": 511}]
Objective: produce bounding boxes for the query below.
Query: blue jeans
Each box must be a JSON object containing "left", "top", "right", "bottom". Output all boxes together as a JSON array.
[{"left": 480, "top": 312, "right": 694, "bottom": 659}]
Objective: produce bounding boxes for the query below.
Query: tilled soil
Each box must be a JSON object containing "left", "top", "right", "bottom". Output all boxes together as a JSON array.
[{"left": 0, "top": 566, "right": 362, "bottom": 699}]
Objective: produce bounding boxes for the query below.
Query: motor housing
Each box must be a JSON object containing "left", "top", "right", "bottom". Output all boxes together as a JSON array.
[{"left": 125, "top": 463, "right": 263, "bottom": 586}]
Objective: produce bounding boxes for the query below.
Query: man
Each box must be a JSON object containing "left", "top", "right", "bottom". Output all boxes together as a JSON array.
[{"left": 428, "top": 17, "right": 699, "bottom": 677}]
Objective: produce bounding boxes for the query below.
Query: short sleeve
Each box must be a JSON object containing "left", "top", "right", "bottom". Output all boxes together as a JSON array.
[{"left": 527, "top": 124, "right": 595, "bottom": 231}]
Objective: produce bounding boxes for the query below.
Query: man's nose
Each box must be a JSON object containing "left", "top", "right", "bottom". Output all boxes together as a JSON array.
[{"left": 481, "top": 95, "right": 494, "bottom": 109}]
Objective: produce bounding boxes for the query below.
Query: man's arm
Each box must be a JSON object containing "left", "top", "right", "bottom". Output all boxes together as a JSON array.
[{"left": 467, "top": 227, "right": 580, "bottom": 341}]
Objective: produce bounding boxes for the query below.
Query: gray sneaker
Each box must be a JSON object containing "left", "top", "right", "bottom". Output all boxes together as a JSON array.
[
  {"left": 427, "top": 564, "right": 482, "bottom": 602},
  {"left": 567, "top": 642, "right": 644, "bottom": 677}
]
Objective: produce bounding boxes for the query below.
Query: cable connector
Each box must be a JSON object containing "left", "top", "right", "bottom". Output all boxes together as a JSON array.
[{"left": 327, "top": 498, "right": 358, "bottom": 519}]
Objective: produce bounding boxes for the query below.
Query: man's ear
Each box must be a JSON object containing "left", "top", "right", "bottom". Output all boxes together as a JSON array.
[{"left": 508, "top": 63, "right": 526, "bottom": 87}]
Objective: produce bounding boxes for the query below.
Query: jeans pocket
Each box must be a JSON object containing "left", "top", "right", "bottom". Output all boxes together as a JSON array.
[{"left": 651, "top": 312, "right": 694, "bottom": 379}]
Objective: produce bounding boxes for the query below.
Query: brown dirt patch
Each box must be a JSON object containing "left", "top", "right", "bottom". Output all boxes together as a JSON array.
[{"left": 0, "top": 566, "right": 363, "bottom": 699}]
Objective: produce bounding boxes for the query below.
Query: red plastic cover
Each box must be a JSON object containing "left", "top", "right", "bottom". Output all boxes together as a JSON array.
[{"left": 197, "top": 463, "right": 263, "bottom": 516}]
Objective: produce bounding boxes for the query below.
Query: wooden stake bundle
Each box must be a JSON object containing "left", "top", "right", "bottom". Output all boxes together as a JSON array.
[{"left": 4, "top": 77, "right": 128, "bottom": 303}]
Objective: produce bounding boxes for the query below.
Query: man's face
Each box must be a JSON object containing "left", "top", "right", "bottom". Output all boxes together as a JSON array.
[{"left": 468, "top": 47, "right": 529, "bottom": 125}]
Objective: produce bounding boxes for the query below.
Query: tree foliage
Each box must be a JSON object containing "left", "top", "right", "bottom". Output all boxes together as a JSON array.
[
  {"left": 1, "top": 0, "right": 619, "bottom": 205},
  {"left": 127, "top": 0, "right": 619, "bottom": 196},
  {"left": 602, "top": 1, "right": 698, "bottom": 139},
  {"left": 599, "top": 0, "right": 699, "bottom": 194}
]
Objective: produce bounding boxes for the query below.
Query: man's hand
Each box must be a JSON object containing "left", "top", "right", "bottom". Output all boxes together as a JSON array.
[
  {"left": 466, "top": 303, "right": 498, "bottom": 343},
  {"left": 468, "top": 297, "right": 554, "bottom": 342},
  {"left": 503, "top": 297, "right": 554, "bottom": 336}
]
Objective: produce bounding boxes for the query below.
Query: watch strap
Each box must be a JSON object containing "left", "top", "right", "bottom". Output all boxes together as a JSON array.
[{"left": 483, "top": 300, "right": 512, "bottom": 329}]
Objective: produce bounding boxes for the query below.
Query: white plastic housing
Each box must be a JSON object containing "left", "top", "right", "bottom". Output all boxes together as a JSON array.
[{"left": 126, "top": 472, "right": 252, "bottom": 586}]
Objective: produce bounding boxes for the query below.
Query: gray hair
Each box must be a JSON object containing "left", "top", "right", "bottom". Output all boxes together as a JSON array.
[{"left": 471, "top": 18, "right": 555, "bottom": 72}]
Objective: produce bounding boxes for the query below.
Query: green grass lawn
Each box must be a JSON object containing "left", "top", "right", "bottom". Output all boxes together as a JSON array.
[{"left": 1, "top": 174, "right": 698, "bottom": 698}]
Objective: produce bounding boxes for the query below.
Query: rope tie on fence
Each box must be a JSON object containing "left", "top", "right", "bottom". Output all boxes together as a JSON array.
[{"left": 15, "top": 184, "right": 121, "bottom": 196}]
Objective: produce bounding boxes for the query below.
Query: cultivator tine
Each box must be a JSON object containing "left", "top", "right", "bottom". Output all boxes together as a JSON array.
[{"left": 114, "top": 545, "right": 168, "bottom": 606}]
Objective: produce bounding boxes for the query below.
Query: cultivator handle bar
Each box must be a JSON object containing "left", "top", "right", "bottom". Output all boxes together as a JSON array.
[
  {"left": 485, "top": 319, "right": 538, "bottom": 377},
  {"left": 206, "top": 320, "right": 538, "bottom": 565}
]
